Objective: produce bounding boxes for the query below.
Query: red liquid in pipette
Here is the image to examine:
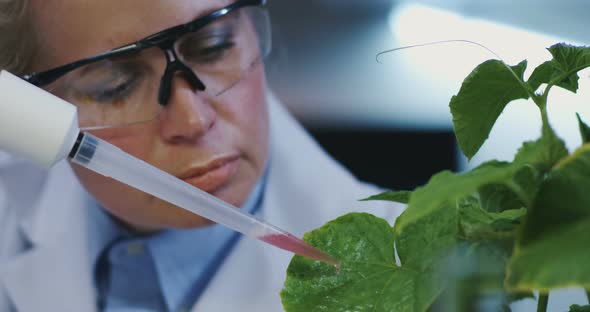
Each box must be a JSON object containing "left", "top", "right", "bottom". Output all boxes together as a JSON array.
[{"left": 260, "top": 233, "right": 341, "bottom": 270}]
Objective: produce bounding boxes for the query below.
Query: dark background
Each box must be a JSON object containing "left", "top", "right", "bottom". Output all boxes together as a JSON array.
[{"left": 308, "top": 129, "right": 457, "bottom": 190}]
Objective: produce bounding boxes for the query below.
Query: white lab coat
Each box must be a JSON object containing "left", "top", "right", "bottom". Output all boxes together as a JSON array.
[{"left": 0, "top": 93, "right": 406, "bottom": 312}]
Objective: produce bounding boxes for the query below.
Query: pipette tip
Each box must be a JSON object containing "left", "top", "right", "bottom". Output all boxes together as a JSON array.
[{"left": 260, "top": 233, "right": 341, "bottom": 269}]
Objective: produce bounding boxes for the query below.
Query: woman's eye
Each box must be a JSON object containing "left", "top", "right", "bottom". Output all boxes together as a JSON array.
[
  {"left": 72, "top": 61, "right": 144, "bottom": 105},
  {"left": 93, "top": 78, "right": 137, "bottom": 102},
  {"left": 198, "top": 41, "right": 235, "bottom": 63},
  {"left": 180, "top": 34, "right": 236, "bottom": 64},
  {"left": 79, "top": 72, "right": 140, "bottom": 104}
]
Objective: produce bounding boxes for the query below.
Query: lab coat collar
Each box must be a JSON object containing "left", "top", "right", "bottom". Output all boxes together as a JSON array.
[{"left": 0, "top": 160, "right": 99, "bottom": 312}]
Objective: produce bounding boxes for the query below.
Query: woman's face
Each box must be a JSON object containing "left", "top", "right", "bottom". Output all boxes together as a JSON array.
[{"left": 30, "top": 0, "right": 270, "bottom": 231}]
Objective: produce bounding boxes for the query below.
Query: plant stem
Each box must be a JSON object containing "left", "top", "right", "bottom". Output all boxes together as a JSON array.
[
  {"left": 537, "top": 81, "right": 556, "bottom": 121},
  {"left": 537, "top": 293, "right": 549, "bottom": 312},
  {"left": 540, "top": 105, "right": 550, "bottom": 131}
]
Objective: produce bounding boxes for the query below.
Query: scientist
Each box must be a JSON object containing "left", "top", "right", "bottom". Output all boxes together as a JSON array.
[{"left": 0, "top": 0, "right": 404, "bottom": 311}]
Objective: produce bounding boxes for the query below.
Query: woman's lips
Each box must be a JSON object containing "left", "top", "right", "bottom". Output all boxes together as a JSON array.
[{"left": 179, "top": 156, "right": 240, "bottom": 193}]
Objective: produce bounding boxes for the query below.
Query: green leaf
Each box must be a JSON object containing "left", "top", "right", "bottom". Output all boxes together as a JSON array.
[
  {"left": 509, "top": 126, "right": 568, "bottom": 203},
  {"left": 506, "top": 145, "right": 590, "bottom": 291},
  {"left": 514, "top": 126, "right": 567, "bottom": 168},
  {"left": 390, "top": 136, "right": 564, "bottom": 303},
  {"left": 361, "top": 190, "right": 411, "bottom": 204},
  {"left": 395, "top": 164, "right": 505, "bottom": 236},
  {"left": 570, "top": 304, "right": 590, "bottom": 312},
  {"left": 528, "top": 43, "right": 590, "bottom": 94},
  {"left": 434, "top": 242, "right": 516, "bottom": 311},
  {"left": 414, "top": 269, "right": 446, "bottom": 312},
  {"left": 458, "top": 199, "right": 526, "bottom": 242},
  {"left": 393, "top": 195, "right": 523, "bottom": 310},
  {"left": 394, "top": 202, "right": 457, "bottom": 271},
  {"left": 528, "top": 60, "right": 579, "bottom": 93},
  {"left": 396, "top": 163, "right": 521, "bottom": 236},
  {"left": 577, "top": 113, "right": 590, "bottom": 144},
  {"left": 518, "top": 124, "right": 569, "bottom": 173},
  {"left": 450, "top": 59, "right": 530, "bottom": 159},
  {"left": 396, "top": 130, "right": 565, "bottom": 243},
  {"left": 478, "top": 183, "right": 525, "bottom": 213},
  {"left": 281, "top": 213, "right": 421, "bottom": 312},
  {"left": 507, "top": 219, "right": 590, "bottom": 291}
]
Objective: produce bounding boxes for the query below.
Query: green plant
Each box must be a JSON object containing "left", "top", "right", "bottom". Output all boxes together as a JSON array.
[{"left": 281, "top": 43, "right": 590, "bottom": 312}]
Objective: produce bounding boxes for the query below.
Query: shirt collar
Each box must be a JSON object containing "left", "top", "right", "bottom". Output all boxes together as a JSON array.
[
  {"left": 147, "top": 174, "right": 266, "bottom": 311},
  {"left": 87, "top": 198, "right": 126, "bottom": 271}
]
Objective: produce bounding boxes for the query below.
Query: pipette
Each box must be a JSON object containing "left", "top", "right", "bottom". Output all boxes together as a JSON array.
[{"left": 0, "top": 70, "right": 340, "bottom": 268}]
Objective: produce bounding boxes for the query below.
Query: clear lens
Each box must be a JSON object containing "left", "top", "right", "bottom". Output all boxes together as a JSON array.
[
  {"left": 176, "top": 6, "right": 271, "bottom": 96},
  {"left": 57, "top": 6, "right": 270, "bottom": 129}
]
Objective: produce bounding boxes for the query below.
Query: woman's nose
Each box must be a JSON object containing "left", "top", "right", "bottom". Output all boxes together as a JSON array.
[{"left": 158, "top": 75, "right": 217, "bottom": 143}]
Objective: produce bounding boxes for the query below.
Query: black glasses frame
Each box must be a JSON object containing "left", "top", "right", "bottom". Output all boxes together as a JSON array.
[{"left": 23, "top": 0, "right": 267, "bottom": 105}]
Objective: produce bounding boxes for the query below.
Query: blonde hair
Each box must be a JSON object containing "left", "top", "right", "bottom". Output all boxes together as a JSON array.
[{"left": 0, "top": 0, "right": 35, "bottom": 75}]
